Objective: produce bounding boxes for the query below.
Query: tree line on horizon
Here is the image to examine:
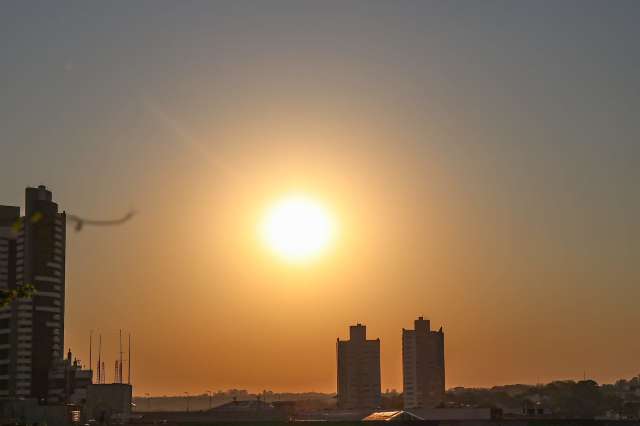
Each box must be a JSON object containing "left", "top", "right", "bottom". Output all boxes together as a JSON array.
[
  {"left": 133, "top": 375, "right": 640, "bottom": 419},
  {"left": 443, "top": 376, "right": 640, "bottom": 419}
]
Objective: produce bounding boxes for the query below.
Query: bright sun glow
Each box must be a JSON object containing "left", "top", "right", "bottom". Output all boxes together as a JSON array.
[{"left": 261, "top": 195, "right": 336, "bottom": 263}]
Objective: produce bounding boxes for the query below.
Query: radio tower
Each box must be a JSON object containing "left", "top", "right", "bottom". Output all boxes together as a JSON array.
[
  {"left": 89, "top": 331, "right": 93, "bottom": 382},
  {"left": 97, "top": 334, "right": 102, "bottom": 384},
  {"left": 128, "top": 333, "right": 132, "bottom": 385},
  {"left": 119, "top": 329, "right": 124, "bottom": 383}
]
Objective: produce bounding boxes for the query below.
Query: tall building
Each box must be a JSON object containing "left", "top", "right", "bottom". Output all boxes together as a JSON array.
[
  {"left": 336, "top": 323, "right": 381, "bottom": 409},
  {"left": 402, "top": 316, "right": 445, "bottom": 409},
  {"left": 0, "top": 186, "right": 67, "bottom": 402},
  {"left": 0, "top": 206, "right": 21, "bottom": 397}
]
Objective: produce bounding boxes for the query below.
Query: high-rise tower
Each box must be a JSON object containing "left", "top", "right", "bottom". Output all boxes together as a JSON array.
[
  {"left": 0, "top": 186, "right": 66, "bottom": 402},
  {"left": 402, "top": 316, "right": 445, "bottom": 409},
  {"left": 0, "top": 206, "right": 21, "bottom": 398},
  {"left": 336, "top": 323, "right": 381, "bottom": 409}
]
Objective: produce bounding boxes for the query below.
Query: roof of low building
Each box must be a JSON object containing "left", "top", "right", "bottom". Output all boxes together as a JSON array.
[
  {"left": 209, "top": 399, "right": 273, "bottom": 412},
  {"left": 362, "top": 410, "right": 424, "bottom": 421}
]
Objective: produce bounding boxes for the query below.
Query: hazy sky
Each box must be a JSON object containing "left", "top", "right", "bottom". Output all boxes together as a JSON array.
[{"left": 1, "top": 1, "right": 639, "bottom": 395}]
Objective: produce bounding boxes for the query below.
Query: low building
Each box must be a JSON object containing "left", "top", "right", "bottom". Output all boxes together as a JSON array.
[
  {"left": 139, "top": 398, "right": 291, "bottom": 422},
  {"left": 208, "top": 398, "right": 272, "bottom": 413},
  {"left": 0, "top": 398, "right": 79, "bottom": 426},
  {"left": 363, "top": 410, "right": 424, "bottom": 421},
  {"left": 85, "top": 383, "right": 132, "bottom": 423},
  {"left": 412, "top": 407, "right": 499, "bottom": 420},
  {"left": 48, "top": 349, "right": 93, "bottom": 405}
]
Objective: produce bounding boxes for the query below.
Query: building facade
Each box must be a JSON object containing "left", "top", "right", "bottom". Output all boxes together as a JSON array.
[
  {"left": 0, "top": 206, "right": 20, "bottom": 398},
  {"left": 85, "top": 383, "right": 132, "bottom": 423},
  {"left": 336, "top": 324, "right": 381, "bottom": 409},
  {"left": 402, "top": 316, "right": 445, "bottom": 409},
  {"left": 0, "top": 186, "right": 67, "bottom": 402}
]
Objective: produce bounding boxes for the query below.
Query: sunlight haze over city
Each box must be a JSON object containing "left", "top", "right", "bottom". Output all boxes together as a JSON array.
[{"left": 1, "top": 1, "right": 639, "bottom": 396}]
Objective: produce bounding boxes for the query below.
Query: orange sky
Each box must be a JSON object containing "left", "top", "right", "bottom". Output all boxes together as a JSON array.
[
  {"left": 1, "top": 2, "right": 639, "bottom": 396},
  {"left": 58, "top": 115, "right": 638, "bottom": 395}
]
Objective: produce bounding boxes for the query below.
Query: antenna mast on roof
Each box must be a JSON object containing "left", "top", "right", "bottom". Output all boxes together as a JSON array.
[
  {"left": 128, "top": 333, "right": 131, "bottom": 385},
  {"left": 119, "top": 329, "right": 124, "bottom": 384},
  {"left": 97, "top": 334, "right": 102, "bottom": 384},
  {"left": 89, "top": 330, "right": 93, "bottom": 383}
]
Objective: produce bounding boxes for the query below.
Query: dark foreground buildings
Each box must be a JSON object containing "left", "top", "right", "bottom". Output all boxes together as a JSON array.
[
  {"left": 402, "top": 316, "right": 445, "bottom": 408},
  {"left": 336, "top": 324, "right": 381, "bottom": 409},
  {"left": 0, "top": 186, "right": 69, "bottom": 402}
]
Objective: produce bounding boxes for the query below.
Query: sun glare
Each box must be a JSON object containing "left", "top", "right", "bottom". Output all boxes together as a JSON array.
[{"left": 260, "top": 195, "right": 336, "bottom": 263}]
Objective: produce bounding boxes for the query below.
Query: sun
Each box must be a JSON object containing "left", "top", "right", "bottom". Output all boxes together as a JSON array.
[{"left": 260, "top": 195, "right": 336, "bottom": 263}]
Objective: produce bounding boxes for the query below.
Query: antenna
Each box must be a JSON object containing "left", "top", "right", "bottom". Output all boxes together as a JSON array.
[
  {"left": 128, "top": 333, "right": 131, "bottom": 385},
  {"left": 97, "top": 334, "right": 102, "bottom": 384},
  {"left": 115, "top": 360, "right": 119, "bottom": 383},
  {"left": 119, "top": 329, "right": 124, "bottom": 384},
  {"left": 89, "top": 330, "right": 93, "bottom": 383},
  {"left": 101, "top": 361, "right": 105, "bottom": 384}
]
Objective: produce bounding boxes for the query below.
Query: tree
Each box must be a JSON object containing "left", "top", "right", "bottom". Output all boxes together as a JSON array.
[{"left": 0, "top": 283, "right": 35, "bottom": 307}]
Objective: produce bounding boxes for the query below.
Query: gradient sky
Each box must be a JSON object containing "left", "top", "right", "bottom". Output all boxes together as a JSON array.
[{"left": 1, "top": 1, "right": 639, "bottom": 396}]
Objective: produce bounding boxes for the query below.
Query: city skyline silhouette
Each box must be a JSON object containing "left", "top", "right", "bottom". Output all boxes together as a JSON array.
[{"left": 1, "top": 1, "right": 639, "bottom": 400}]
